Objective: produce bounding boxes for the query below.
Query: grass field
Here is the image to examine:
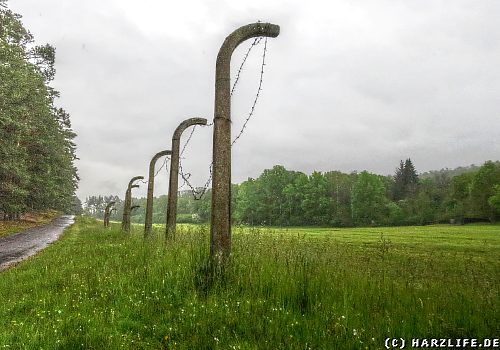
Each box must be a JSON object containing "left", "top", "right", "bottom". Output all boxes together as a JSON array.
[{"left": 0, "top": 217, "right": 499, "bottom": 349}]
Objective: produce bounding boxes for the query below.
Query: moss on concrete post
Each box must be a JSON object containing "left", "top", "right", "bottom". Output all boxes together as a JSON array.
[
  {"left": 166, "top": 117, "right": 207, "bottom": 239},
  {"left": 210, "top": 22, "right": 279, "bottom": 262},
  {"left": 104, "top": 201, "right": 116, "bottom": 227},
  {"left": 145, "top": 150, "right": 171, "bottom": 237},
  {"left": 122, "top": 176, "right": 144, "bottom": 233}
]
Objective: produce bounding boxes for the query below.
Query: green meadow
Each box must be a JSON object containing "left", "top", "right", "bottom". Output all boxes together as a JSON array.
[{"left": 0, "top": 217, "right": 499, "bottom": 349}]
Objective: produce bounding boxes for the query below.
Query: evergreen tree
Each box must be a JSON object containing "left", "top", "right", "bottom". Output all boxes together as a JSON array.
[
  {"left": 0, "top": 1, "right": 78, "bottom": 218},
  {"left": 392, "top": 160, "right": 406, "bottom": 200},
  {"left": 403, "top": 158, "right": 419, "bottom": 196},
  {"left": 392, "top": 158, "right": 419, "bottom": 200}
]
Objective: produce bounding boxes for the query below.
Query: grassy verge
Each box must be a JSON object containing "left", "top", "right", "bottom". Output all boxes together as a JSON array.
[
  {"left": 0, "top": 218, "right": 499, "bottom": 349},
  {"left": 0, "top": 210, "right": 61, "bottom": 239}
]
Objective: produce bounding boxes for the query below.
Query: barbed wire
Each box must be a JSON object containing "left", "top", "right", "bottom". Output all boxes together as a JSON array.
[
  {"left": 154, "top": 155, "right": 169, "bottom": 178},
  {"left": 178, "top": 162, "right": 213, "bottom": 200},
  {"left": 231, "top": 37, "right": 262, "bottom": 96},
  {"left": 177, "top": 164, "right": 189, "bottom": 191},
  {"left": 133, "top": 155, "right": 169, "bottom": 191},
  {"left": 232, "top": 36, "right": 268, "bottom": 146},
  {"left": 178, "top": 123, "right": 213, "bottom": 200},
  {"left": 180, "top": 125, "right": 196, "bottom": 157},
  {"left": 176, "top": 34, "right": 269, "bottom": 200}
]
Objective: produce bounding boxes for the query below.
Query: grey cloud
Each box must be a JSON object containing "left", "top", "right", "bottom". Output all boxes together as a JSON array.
[{"left": 7, "top": 0, "right": 500, "bottom": 200}]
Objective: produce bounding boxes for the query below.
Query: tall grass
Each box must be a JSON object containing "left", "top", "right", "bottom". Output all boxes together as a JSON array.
[{"left": 0, "top": 217, "right": 499, "bottom": 349}]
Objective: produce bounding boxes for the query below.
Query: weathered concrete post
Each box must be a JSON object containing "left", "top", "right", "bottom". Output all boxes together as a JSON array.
[
  {"left": 166, "top": 118, "right": 207, "bottom": 239},
  {"left": 104, "top": 201, "right": 116, "bottom": 227},
  {"left": 122, "top": 176, "right": 144, "bottom": 233},
  {"left": 210, "top": 23, "right": 280, "bottom": 261},
  {"left": 145, "top": 150, "right": 172, "bottom": 237}
]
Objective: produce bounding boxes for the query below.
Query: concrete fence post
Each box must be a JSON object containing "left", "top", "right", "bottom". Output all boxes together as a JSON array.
[
  {"left": 104, "top": 201, "right": 116, "bottom": 227},
  {"left": 122, "top": 176, "right": 144, "bottom": 233},
  {"left": 145, "top": 150, "right": 171, "bottom": 237},
  {"left": 166, "top": 118, "right": 207, "bottom": 239},
  {"left": 210, "top": 22, "right": 279, "bottom": 262}
]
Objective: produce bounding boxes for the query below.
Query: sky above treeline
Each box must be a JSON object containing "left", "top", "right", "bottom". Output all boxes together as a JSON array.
[{"left": 8, "top": 0, "right": 500, "bottom": 201}]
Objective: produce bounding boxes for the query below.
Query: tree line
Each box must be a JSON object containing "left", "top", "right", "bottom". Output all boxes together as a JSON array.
[
  {"left": 84, "top": 159, "right": 500, "bottom": 227},
  {"left": 0, "top": 2, "right": 79, "bottom": 219}
]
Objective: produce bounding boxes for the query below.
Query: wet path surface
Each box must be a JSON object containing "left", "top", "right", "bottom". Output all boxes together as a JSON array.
[{"left": 0, "top": 215, "right": 75, "bottom": 272}]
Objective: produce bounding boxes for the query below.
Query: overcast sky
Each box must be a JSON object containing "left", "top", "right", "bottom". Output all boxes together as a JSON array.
[{"left": 7, "top": 0, "right": 500, "bottom": 201}]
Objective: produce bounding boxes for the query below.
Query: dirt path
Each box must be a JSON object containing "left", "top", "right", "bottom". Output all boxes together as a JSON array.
[{"left": 0, "top": 215, "right": 75, "bottom": 272}]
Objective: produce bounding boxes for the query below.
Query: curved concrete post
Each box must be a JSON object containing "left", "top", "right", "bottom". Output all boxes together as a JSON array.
[
  {"left": 210, "top": 22, "right": 280, "bottom": 261},
  {"left": 104, "top": 201, "right": 116, "bottom": 227},
  {"left": 166, "top": 117, "right": 207, "bottom": 239},
  {"left": 122, "top": 175, "right": 144, "bottom": 233},
  {"left": 145, "top": 150, "right": 171, "bottom": 237}
]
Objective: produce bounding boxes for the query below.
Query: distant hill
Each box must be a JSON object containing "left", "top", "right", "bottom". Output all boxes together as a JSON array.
[{"left": 419, "top": 161, "right": 500, "bottom": 180}]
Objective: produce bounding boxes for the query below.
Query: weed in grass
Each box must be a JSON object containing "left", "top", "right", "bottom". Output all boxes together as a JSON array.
[{"left": 376, "top": 232, "right": 392, "bottom": 260}]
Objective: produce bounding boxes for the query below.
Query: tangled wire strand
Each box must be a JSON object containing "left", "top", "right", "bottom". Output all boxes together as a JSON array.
[
  {"left": 154, "top": 155, "right": 169, "bottom": 178},
  {"left": 178, "top": 35, "right": 269, "bottom": 200},
  {"left": 231, "top": 36, "right": 268, "bottom": 146}
]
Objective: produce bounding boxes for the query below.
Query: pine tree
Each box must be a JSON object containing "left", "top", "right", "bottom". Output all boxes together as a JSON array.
[
  {"left": 392, "top": 160, "right": 406, "bottom": 200},
  {"left": 0, "top": 1, "right": 78, "bottom": 218},
  {"left": 403, "top": 158, "right": 419, "bottom": 197},
  {"left": 392, "top": 158, "right": 419, "bottom": 200}
]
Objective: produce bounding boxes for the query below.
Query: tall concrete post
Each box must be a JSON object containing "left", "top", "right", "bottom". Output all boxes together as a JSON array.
[
  {"left": 104, "top": 201, "right": 115, "bottom": 227},
  {"left": 166, "top": 117, "right": 207, "bottom": 239},
  {"left": 122, "top": 176, "right": 143, "bottom": 233},
  {"left": 210, "top": 23, "right": 280, "bottom": 261},
  {"left": 145, "top": 150, "right": 172, "bottom": 237}
]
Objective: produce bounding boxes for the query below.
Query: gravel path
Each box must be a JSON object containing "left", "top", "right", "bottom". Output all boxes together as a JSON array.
[{"left": 0, "top": 215, "right": 75, "bottom": 272}]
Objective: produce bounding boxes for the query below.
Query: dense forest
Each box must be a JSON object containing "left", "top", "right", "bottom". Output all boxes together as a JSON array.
[
  {"left": 85, "top": 159, "right": 500, "bottom": 227},
  {"left": 0, "top": 1, "right": 79, "bottom": 219}
]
